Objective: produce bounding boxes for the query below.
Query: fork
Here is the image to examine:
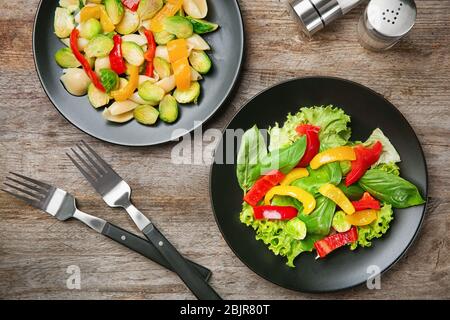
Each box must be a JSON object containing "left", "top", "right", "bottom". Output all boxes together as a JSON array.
[
  {"left": 68, "top": 141, "right": 222, "bottom": 300},
  {"left": 1, "top": 172, "right": 211, "bottom": 281}
]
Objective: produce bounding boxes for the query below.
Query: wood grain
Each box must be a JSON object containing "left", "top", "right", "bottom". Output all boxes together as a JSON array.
[{"left": 0, "top": 0, "right": 449, "bottom": 299}]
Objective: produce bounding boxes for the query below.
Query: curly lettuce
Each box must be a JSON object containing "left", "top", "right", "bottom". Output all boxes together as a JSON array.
[
  {"left": 374, "top": 162, "right": 400, "bottom": 176},
  {"left": 350, "top": 203, "right": 394, "bottom": 250}
]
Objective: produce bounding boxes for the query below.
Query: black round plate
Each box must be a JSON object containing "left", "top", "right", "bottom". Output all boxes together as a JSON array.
[
  {"left": 33, "top": 0, "right": 244, "bottom": 146},
  {"left": 210, "top": 77, "right": 428, "bottom": 293}
]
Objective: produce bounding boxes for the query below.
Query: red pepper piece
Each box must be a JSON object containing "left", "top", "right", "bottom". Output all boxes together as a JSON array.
[
  {"left": 243, "top": 170, "right": 286, "bottom": 207},
  {"left": 253, "top": 206, "right": 298, "bottom": 220},
  {"left": 109, "top": 34, "right": 127, "bottom": 75},
  {"left": 345, "top": 141, "right": 383, "bottom": 186},
  {"left": 352, "top": 192, "right": 381, "bottom": 211},
  {"left": 143, "top": 29, "right": 157, "bottom": 77},
  {"left": 296, "top": 124, "right": 320, "bottom": 167},
  {"left": 121, "top": 0, "right": 140, "bottom": 12},
  {"left": 314, "top": 227, "right": 358, "bottom": 258},
  {"left": 70, "top": 29, "right": 105, "bottom": 92}
]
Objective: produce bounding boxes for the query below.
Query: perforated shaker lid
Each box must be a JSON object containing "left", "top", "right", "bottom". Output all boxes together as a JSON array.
[{"left": 367, "top": 0, "right": 417, "bottom": 39}]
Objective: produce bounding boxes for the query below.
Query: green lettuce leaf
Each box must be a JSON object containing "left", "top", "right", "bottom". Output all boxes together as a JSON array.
[
  {"left": 350, "top": 203, "right": 394, "bottom": 250},
  {"left": 364, "top": 128, "right": 401, "bottom": 166},
  {"left": 298, "top": 196, "right": 336, "bottom": 236},
  {"left": 374, "top": 162, "right": 400, "bottom": 176}
]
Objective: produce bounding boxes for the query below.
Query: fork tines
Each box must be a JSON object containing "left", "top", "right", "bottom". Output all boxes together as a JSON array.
[{"left": 2, "top": 172, "right": 51, "bottom": 208}]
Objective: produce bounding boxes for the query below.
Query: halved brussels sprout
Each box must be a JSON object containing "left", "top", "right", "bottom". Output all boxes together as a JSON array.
[
  {"left": 186, "top": 34, "right": 210, "bottom": 51},
  {"left": 122, "top": 34, "right": 148, "bottom": 46},
  {"left": 134, "top": 105, "right": 159, "bottom": 125},
  {"left": 155, "top": 46, "right": 169, "bottom": 61},
  {"left": 95, "top": 56, "right": 111, "bottom": 75},
  {"left": 138, "top": 75, "right": 157, "bottom": 85},
  {"left": 80, "top": 18, "right": 102, "bottom": 40},
  {"left": 284, "top": 218, "right": 307, "bottom": 240},
  {"left": 116, "top": 8, "right": 140, "bottom": 35},
  {"left": 173, "top": 81, "right": 200, "bottom": 104},
  {"left": 186, "top": 17, "right": 218, "bottom": 34},
  {"left": 85, "top": 34, "right": 114, "bottom": 58},
  {"left": 54, "top": 7, "right": 75, "bottom": 38},
  {"left": 129, "top": 92, "right": 151, "bottom": 105},
  {"left": 88, "top": 83, "right": 110, "bottom": 108},
  {"left": 137, "top": 0, "right": 164, "bottom": 21},
  {"left": 188, "top": 50, "right": 211, "bottom": 74},
  {"left": 332, "top": 211, "right": 352, "bottom": 233},
  {"left": 103, "top": 108, "right": 134, "bottom": 123},
  {"left": 138, "top": 81, "right": 165, "bottom": 104},
  {"left": 156, "top": 75, "right": 176, "bottom": 93},
  {"left": 104, "top": 0, "right": 124, "bottom": 25},
  {"left": 59, "top": 0, "right": 80, "bottom": 13},
  {"left": 190, "top": 67, "right": 203, "bottom": 81},
  {"left": 183, "top": 0, "right": 208, "bottom": 19},
  {"left": 60, "top": 68, "right": 91, "bottom": 96},
  {"left": 121, "top": 41, "right": 145, "bottom": 66},
  {"left": 54, "top": 47, "right": 81, "bottom": 68},
  {"left": 109, "top": 100, "right": 138, "bottom": 115},
  {"left": 99, "top": 69, "right": 119, "bottom": 92},
  {"left": 159, "top": 95, "right": 179, "bottom": 123},
  {"left": 154, "top": 57, "right": 171, "bottom": 79},
  {"left": 154, "top": 31, "right": 176, "bottom": 45},
  {"left": 163, "top": 16, "right": 194, "bottom": 39}
]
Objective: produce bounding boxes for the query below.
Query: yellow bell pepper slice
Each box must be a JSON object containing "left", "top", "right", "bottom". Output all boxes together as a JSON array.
[
  {"left": 167, "top": 39, "right": 189, "bottom": 63},
  {"left": 264, "top": 186, "right": 316, "bottom": 215},
  {"left": 345, "top": 209, "right": 378, "bottom": 226},
  {"left": 110, "top": 65, "right": 139, "bottom": 101},
  {"left": 319, "top": 183, "right": 355, "bottom": 215},
  {"left": 172, "top": 57, "right": 191, "bottom": 90},
  {"left": 280, "top": 168, "right": 309, "bottom": 186},
  {"left": 310, "top": 146, "right": 356, "bottom": 170},
  {"left": 79, "top": 5, "right": 115, "bottom": 33},
  {"left": 150, "top": 0, "right": 184, "bottom": 33}
]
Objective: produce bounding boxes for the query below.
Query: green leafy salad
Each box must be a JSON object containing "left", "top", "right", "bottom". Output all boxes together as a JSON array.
[{"left": 236, "top": 106, "right": 425, "bottom": 267}]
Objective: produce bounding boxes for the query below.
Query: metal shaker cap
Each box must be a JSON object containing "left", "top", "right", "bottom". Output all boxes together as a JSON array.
[{"left": 290, "top": 0, "right": 343, "bottom": 37}]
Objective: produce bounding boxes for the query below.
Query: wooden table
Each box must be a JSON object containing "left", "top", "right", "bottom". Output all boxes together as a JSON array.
[{"left": 0, "top": 0, "right": 448, "bottom": 300}]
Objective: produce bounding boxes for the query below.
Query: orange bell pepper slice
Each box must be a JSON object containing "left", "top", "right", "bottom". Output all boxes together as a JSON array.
[
  {"left": 150, "top": 0, "right": 184, "bottom": 33},
  {"left": 319, "top": 183, "right": 355, "bottom": 215},
  {"left": 310, "top": 146, "right": 356, "bottom": 170},
  {"left": 167, "top": 39, "right": 189, "bottom": 62},
  {"left": 345, "top": 209, "right": 378, "bottom": 226},
  {"left": 110, "top": 65, "right": 139, "bottom": 101},
  {"left": 172, "top": 58, "right": 191, "bottom": 90}
]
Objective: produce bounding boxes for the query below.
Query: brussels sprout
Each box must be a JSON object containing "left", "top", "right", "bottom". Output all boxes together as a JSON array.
[
  {"left": 99, "top": 69, "right": 119, "bottom": 92},
  {"left": 88, "top": 83, "right": 110, "bottom": 108},
  {"left": 190, "top": 67, "right": 203, "bottom": 81},
  {"left": 80, "top": 18, "right": 102, "bottom": 40},
  {"left": 85, "top": 34, "right": 114, "bottom": 58},
  {"left": 104, "top": 0, "right": 124, "bottom": 25},
  {"left": 138, "top": 75, "right": 156, "bottom": 85},
  {"left": 122, "top": 34, "right": 147, "bottom": 46},
  {"left": 154, "top": 57, "right": 171, "bottom": 79},
  {"left": 129, "top": 92, "right": 150, "bottom": 105},
  {"left": 134, "top": 105, "right": 159, "bottom": 125},
  {"left": 332, "top": 211, "right": 352, "bottom": 233},
  {"left": 95, "top": 56, "right": 111, "bottom": 75},
  {"left": 54, "top": 7, "right": 75, "bottom": 38},
  {"left": 116, "top": 8, "right": 140, "bottom": 35},
  {"left": 137, "top": 0, "right": 164, "bottom": 21},
  {"left": 154, "top": 31, "right": 176, "bottom": 45},
  {"left": 103, "top": 108, "right": 134, "bottom": 123},
  {"left": 155, "top": 46, "right": 169, "bottom": 61},
  {"left": 60, "top": 68, "right": 91, "bottom": 96},
  {"left": 186, "top": 17, "right": 218, "bottom": 34},
  {"left": 109, "top": 100, "right": 138, "bottom": 115},
  {"left": 163, "top": 16, "right": 194, "bottom": 39},
  {"left": 285, "top": 218, "right": 307, "bottom": 240},
  {"left": 188, "top": 50, "right": 211, "bottom": 75},
  {"left": 121, "top": 41, "right": 145, "bottom": 66},
  {"left": 138, "top": 81, "right": 165, "bottom": 104},
  {"left": 59, "top": 0, "right": 80, "bottom": 13},
  {"left": 54, "top": 47, "right": 81, "bottom": 68},
  {"left": 159, "top": 95, "right": 179, "bottom": 123},
  {"left": 156, "top": 75, "right": 176, "bottom": 93},
  {"left": 173, "top": 81, "right": 200, "bottom": 104},
  {"left": 186, "top": 34, "right": 210, "bottom": 50},
  {"left": 183, "top": 0, "right": 208, "bottom": 19}
]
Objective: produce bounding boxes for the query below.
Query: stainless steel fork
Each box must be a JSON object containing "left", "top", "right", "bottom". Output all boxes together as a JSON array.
[
  {"left": 68, "top": 141, "right": 222, "bottom": 300},
  {"left": 1, "top": 172, "right": 211, "bottom": 281}
]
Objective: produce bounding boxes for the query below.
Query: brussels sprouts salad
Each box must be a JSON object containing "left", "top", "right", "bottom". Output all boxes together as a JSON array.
[
  {"left": 237, "top": 106, "right": 425, "bottom": 267},
  {"left": 54, "top": 0, "right": 218, "bottom": 125}
]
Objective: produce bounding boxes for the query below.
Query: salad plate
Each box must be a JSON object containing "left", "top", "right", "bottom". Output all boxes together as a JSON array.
[
  {"left": 210, "top": 77, "right": 428, "bottom": 292},
  {"left": 33, "top": 0, "right": 244, "bottom": 146}
]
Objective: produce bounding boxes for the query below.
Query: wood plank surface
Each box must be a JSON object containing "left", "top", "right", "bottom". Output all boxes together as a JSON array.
[{"left": 0, "top": 0, "right": 448, "bottom": 299}]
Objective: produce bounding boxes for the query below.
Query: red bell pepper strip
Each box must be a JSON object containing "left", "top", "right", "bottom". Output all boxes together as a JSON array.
[
  {"left": 70, "top": 29, "right": 105, "bottom": 92},
  {"left": 314, "top": 227, "right": 358, "bottom": 258},
  {"left": 121, "top": 0, "right": 140, "bottom": 12},
  {"left": 243, "top": 170, "right": 286, "bottom": 207},
  {"left": 352, "top": 192, "right": 381, "bottom": 211},
  {"left": 345, "top": 141, "right": 383, "bottom": 186},
  {"left": 143, "top": 29, "right": 157, "bottom": 77},
  {"left": 296, "top": 124, "right": 320, "bottom": 167},
  {"left": 109, "top": 35, "right": 127, "bottom": 75},
  {"left": 253, "top": 205, "right": 298, "bottom": 220}
]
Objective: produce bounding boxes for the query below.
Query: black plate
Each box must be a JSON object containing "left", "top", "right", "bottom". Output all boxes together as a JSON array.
[
  {"left": 210, "top": 77, "right": 428, "bottom": 293},
  {"left": 33, "top": 0, "right": 244, "bottom": 146}
]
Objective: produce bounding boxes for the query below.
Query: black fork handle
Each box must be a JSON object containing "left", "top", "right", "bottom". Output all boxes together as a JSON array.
[{"left": 101, "top": 223, "right": 212, "bottom": 282}]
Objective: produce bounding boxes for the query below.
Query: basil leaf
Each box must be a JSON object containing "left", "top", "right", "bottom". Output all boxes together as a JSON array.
[
  {"left": 298, "top": 196, "right": 336, "bottom": 235},
  {"left": 260, "top": 136, "right": 307, "bottom": 174},
  {"left": 358, "top": 169, "right": 426, "bottom": 208},
  {"left": 337, "top": 182, "right": 365, "bottom": 201},
  {"left": 292, "top": 162, "right": 342, "bottom": 195},
  {"left": 236, "top": 126, "right": 267, "bottom": 191}
]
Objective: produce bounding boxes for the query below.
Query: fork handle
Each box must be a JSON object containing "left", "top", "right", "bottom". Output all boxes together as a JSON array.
[
  {"left": 101, "top": 222, "right": 212, "bottom": 282},
  {"left": 143, "top": 223, "right": 222, "bottom": 300}
]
